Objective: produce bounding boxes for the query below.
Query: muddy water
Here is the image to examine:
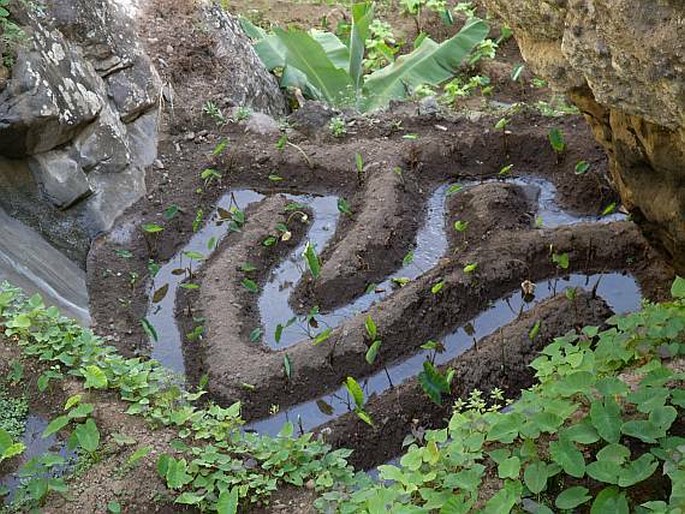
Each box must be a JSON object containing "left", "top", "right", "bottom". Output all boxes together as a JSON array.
[
  {"left": 149, "top": 190, "right": 264, "bottom": 374},
  {"left": 0, "top": 209, "right": 89, "bottom": 326},
  {"left": 146, "top": 176, "right": 633, "bottom": 428},
  {"left": 248, "top": 272, "right": 641, "bottom": 435},
  {"left": 260, "top": 184, "right": 449, "bottom": 348}
]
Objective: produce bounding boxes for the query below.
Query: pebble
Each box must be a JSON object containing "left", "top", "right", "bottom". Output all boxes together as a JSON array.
[
  {"left": 153, "top": 159, "right": 165, "bottom": 169},
  {"left": 184, "top": 131, "right": 196, "bottom": 141},
  {"left": 166, "top": 44, "right": 173, "bottom": 54}
]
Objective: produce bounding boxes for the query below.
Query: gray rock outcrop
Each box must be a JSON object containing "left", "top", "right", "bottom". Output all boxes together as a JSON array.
[
  {"left": 0, "top": 0, "right": 287, "bottom": 265},
  {"left": 483, "top": 0, "right": 685, "bottom": 272},
  {"left": 0, "top": 0, "right": 161, "bottom": 262}
]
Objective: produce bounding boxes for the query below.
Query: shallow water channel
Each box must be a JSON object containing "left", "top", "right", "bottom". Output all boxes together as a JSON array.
[{"left": 145, "top": 176, "right": 639, "bottom": 434}]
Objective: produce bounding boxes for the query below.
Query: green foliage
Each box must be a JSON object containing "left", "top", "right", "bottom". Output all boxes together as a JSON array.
[
  {"left": 0, "top": 387, "right": 28, "bottom": 439},
  {"left": 0, "top": 0, "right": 24, "bottom": 68},
  {"left": 303, "top": 241, "right": 321, "bottom": 280},
  {"left": 243, "top": 5, "right": 488, "bottom": 112},
  {"left": 318, "top": 281, "right": 685, "bottom": 513},
  {"left": 548, "top": 127, "right": 567, "bottom": 155},
  {"left": 328, "top": 116, "right": 347, "bottom": 137},
  {"left": 0, "top": 285, "right": 356, "bottom": 511}
]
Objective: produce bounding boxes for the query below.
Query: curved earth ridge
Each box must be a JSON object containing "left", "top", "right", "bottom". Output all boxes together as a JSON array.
[
  {"left": 148, "top": 175, "right": 614, "bottom": 373},
  {"left": 146, "top": 175, "right": 636, "bottom": 434}
]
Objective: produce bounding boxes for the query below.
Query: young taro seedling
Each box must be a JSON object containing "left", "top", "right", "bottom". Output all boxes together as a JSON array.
[
  {"left": 140, "top": 223, "right": 164, "bottom": 258},
  {"left": 344, "top": 376, "right": 373, "bottom": 426},
  {"left": 495, "top": 116, "right": 510, "bottom": 154},
  {"left": 548, "top": 127, "right": 566, "bottom": 163}
]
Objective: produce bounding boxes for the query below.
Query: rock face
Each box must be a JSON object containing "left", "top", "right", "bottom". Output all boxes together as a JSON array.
[
  {"left": 0, "top": 0, "right": 161, "bottom": 262},
  {"left": 0, "top": 0, "right": 286, "bottom": 265},
  {"left": 483, "top": 0, "right": 685, "bottom": 272}
]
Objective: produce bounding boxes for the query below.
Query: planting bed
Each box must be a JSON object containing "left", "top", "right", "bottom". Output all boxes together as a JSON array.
[{"left": 88, "top": 105, "right": 674, "bottom": 475}]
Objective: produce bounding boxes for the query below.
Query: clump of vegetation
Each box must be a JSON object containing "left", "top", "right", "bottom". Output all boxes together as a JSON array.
[
  {"left": 317, "top": 279, "right": 685, "bottom": 512},
  {"left": 241, "top": 2, "right": 488, "bottom": 112},
  {"left": 0, "top": 386, "right": 27, "bottom": 439},
  {"left": 0, "top": 0, "right": 24, "bottom": 69},
  {"left": 328, "top": 116, "right": 347, "bottom": 137}
]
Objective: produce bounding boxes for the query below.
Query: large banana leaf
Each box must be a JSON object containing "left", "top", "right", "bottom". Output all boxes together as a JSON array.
[
  {"left": 349, "top": 2, "right": 374, "bottom": 93},
  {"left": 311, "top": 31, "right": 350, "bottom": 70},
  {"left": 273, "top": 28, "right": 353, "bottom": 105},
  {"left": 361, "top": 18, "right": 489, "bottom": 111}
]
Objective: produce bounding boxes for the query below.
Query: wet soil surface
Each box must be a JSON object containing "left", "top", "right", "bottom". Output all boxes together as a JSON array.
[{"left": 79, "top": 0, "right": 678, "bottom": 511}]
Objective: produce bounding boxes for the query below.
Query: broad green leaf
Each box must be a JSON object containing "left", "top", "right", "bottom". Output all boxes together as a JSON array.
[
  {"left": 596, "top": 443, "right": 630, "bottom": 464},
  {"left": 216, "top": 487, "right": 239, "bottom": 514},
  {"left": 274, "top": 28, "right": 353, "bottom": 105},
  {"left": 523, "top": 460, "right": 548, "bottom": 494},
  {"left": 671, "top": 276, "right": 685, "bottom": 298},
  {"left": 349, "top": 2, "right": 374, "bottom": 92},
  {"left": 361, "top": 19, "right": 489, "bottom": 111},
  {"left": 590, "top": 397, "right": 621, "bottom": 443},
  {"left": 163, "top": 456, "right": 193, "bottom": 489},
  {"left": 418, "top": 360, "right": 451, "bottom": 406},
  {"left": 498, "top": 457, "right": 520, "bottom": 479},
  {"left": 586, "top": 459, "right": 621, "bottom": 484},
  {"left": 74, "top": 418, "right": 100, "bottom": 453},
  {"left": 481, "top": 480, "right": 521, "bottom": 514},
  {"left": 42, "top": 416, "right": 70, "bottom": 438},
  {"left": 175, "top": 492, "right": 205, "bottom": 505},
  {"left": 487, "top": 414, "right": 523, "bottom": 444},
  {"left": 82, "top": 365, "right": 108, "bottom": 389},
  {"left": 591, "top": 487, "right": 628, "bottom": 514},
  {"left": 619, "top": 454, "right": 658, "bottom": 487},
  {"left": 549, "top": 437, "right": 585, "bottom": 478},
  {"left": 345, "top": 377, "right": 365, "bottom": 410},
  {"left": 67, "top": 403, "right": 94, "bottom": 419},
  {"left": 64, "top": 394, "right": 82, "bottom": 411},
  {"left": 311, "top": 30, "right": 350, "bottom": 70},
  {"left": 555, "top": 486, "right": 591, "bottom": 510}
]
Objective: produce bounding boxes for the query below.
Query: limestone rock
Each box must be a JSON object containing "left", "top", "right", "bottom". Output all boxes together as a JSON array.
[
  {"left": 0, "top": 22, "right": 104, "bottom": 157},
  {"left": 483, "top": 0, "right": 685, "bottom": 272},
  {"left": 28, "top": 150, "right": 92, "bottom": 209}
]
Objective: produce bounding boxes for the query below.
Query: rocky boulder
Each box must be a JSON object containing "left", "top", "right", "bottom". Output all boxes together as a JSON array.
[
  {"left": 0, "top": 0, "right": 286, "bottom": 264},
  {"left": 483, "top": 0, "right": 685, "bottom": 272}
]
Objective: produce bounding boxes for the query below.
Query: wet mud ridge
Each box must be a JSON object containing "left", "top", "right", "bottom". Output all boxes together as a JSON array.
[{"left": 88, "top": 114, "right": 674, "bottom": 471}]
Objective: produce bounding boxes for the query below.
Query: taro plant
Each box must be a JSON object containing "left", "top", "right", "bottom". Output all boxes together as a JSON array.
[
  {"left": 364, "top": 315, "right": 382, "bottom": 365},
  {"left": 303, "top": 242, "right": 321, "bottom": 280},
  {"left": 418, "top": 360, "right": 454, "bottom": 405},
  {"left": 344, "top": 376, "right": 373, "bottom": 426},
  {"left": 241, "top": 3, "right": 488, "bottom": 112},
  {"left": 140, "top": 223, "right": 164, "bottom": 258},
  {"left": 548, "top": 127, "right": 566, "bottom": 162}
]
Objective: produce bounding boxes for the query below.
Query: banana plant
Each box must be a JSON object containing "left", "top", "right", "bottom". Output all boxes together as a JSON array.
[{"left": 241, "top": 2, "right": 488, "bottom": 112}]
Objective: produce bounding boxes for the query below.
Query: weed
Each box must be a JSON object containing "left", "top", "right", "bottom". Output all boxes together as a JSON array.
[
  {"left": 328, "top": 116, "right": 347, "bottom": 138},
  {"left": 202, "top": 100, "right": 226, "bottom": 126}
]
